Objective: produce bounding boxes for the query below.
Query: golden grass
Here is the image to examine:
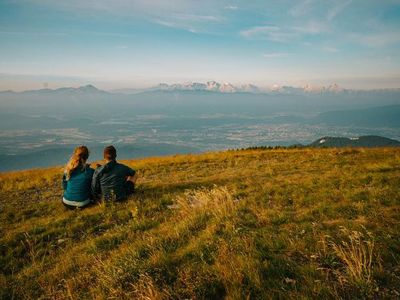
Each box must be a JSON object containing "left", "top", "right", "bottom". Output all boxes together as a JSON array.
[
  {"left": 1, "top": 147, "right": 399, "bottom": 299},
  {"left": 329, "top": 227, "right": 376, "bottom": 285},
  {"left": 176, "top": 186, "right": 237, "bottom": 220}
]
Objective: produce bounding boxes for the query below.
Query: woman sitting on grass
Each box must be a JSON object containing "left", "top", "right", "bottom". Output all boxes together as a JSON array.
[{"left": 62, "top": 145, "right": 95, "bottom": 209}]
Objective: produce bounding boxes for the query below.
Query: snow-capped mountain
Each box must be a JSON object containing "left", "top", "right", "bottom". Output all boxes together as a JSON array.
[
  {"left": 142, "top": 81, "right": 347, "bottom": 95},
  {"left": 269, "top": 83, "right": 346, "bottom": 95},
  {"left": 238, "top": 84, "right": 261, "bottom": 93},
  {"left": 270, "top": 85, "right": 304, "bottom": 94},
  {"left": 145, "top": 81, "right": 262, "bottom": 94}
]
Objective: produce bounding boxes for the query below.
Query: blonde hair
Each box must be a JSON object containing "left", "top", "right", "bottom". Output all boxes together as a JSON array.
[{"left": 65, "top": 145, "right": 89, "bottom": 180}]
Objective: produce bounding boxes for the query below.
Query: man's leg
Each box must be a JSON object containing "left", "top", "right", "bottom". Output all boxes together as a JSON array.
[
  {"left": 125, "top": 181, "right": 135, "bottom": 197},
  {"left": 125, "top": 173, "right": 137, "bottom": 197}
]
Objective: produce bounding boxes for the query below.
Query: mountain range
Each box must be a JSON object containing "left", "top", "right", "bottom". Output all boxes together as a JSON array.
[
  {"left": 112, "top": 82, "right": 400, "bottom": 95},
  {"left": 2, "top": 82, "right": 400, "bottom": 96},
  {"left": 1, "top": 81, "right": 399, "bottom": 172}
]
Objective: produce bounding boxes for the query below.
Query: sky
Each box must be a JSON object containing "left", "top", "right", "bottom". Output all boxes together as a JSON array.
[{"left": 0, "top": 0, "right": 400, "bottom": 91}]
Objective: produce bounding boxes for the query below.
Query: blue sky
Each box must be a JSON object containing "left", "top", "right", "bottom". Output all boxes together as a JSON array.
[{"left": 0, "top": 0, "right": 400, "bottom": 90}]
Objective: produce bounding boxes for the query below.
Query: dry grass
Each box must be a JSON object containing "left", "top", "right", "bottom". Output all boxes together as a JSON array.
[
  {"left": 329, "top": 227, "right": 376, "bottom": 286},
  {"left": 1, "top": 147, "right": 400, "bottom": 299},
  {"left": 176, "top": 186, "right": 237, "bottom": 219}
]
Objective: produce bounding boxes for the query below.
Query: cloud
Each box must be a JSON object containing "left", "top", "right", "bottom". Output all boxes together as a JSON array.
[
  {"left": 173, "top": 13, "right": 223, "bottom": 22},
  {"left": 24, "top": 0, "right": 225, "bottom": 34},
  {"left": 350, "top": 32, "right": 400, "bottom": 47},
  {"left": 79, "top": 31, "right": 131, "bottom": 37},
  {"left": 327, "top": 0, "right": 352, "bottom": 21},
  {"left": 322, "top": 46, "right": 339, "bottom": 53},
  {"left": 290, "top": 0, "right": 351, "bottom": 21},
  {"left": 9, "top": 1, "right": 232, "bottom": 37},
  {"left": 153, "top": 13, "right": 223, "bottom": 33},
  {"left": 0, "top": 29, "right": 135, "bottom": 38},
  {"left": 292, "top": 21, "right": 329, "bottom": 34},
  {"left": 240, "top": 21, "right": 328, "bottom": 42},
  {"left": 153, "top": 19, "right": 198, "bottom": 33},
  {"left": 239, "top": 25, "right": 280, "bottom": 38},
  {"left": 0, "top": 30, "right": 68, "bottom": 36},
  {"left": 240, "top": 26, "right": 296, "bottom": 42},
  {"left": 225, "top": 5, "right": 238, "bottom": 10},
  {"left": 263, "top": 52, "right": 289, "bottom": 58},
  {"left": 289, "top": 0, "right": 314, "bottom": 17},
  {"left": 25, "top": 0, "right": 224, "bottom": 20}
]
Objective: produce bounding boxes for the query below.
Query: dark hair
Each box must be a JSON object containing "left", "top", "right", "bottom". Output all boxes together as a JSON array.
[{"left": 104, "top": 145, "right": 117, "bottom": 160}]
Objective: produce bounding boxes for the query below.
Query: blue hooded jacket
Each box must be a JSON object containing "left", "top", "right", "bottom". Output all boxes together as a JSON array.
[{"left": 62, "top": 165, "right": 95, "bottom": 201}]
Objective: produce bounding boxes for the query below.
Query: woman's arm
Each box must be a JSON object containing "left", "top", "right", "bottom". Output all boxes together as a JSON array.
[{"left": 62, "top": 174, "right": 68, "bottom": 190}]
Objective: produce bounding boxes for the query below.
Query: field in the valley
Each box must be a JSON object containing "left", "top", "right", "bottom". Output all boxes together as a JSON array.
[{"left": 0, "top": 148, "right": 399, "bottom": 299}]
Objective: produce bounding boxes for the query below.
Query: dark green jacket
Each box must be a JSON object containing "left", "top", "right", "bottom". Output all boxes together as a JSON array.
[{"left": 91, "top": 160, "right": 135, "bottom": 200}]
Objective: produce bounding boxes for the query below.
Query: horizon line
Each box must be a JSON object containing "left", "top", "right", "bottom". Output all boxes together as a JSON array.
[{"left": 2, "top": 82, "right": 400, "bottom": 94}]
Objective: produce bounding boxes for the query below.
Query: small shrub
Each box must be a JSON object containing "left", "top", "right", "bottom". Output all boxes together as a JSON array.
[
  {"left": 328, "top": 226, "right": 377, "bottom": 288},
  {"left": 129, "top": 273, "right": 169, "bottom": 300},
  {"left": 176, "top": 186, "right": 237, "bottom": 220}
]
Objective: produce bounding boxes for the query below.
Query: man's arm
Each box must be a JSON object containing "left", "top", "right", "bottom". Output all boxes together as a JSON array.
[
  {"left": 127, "top": 172, "right": 138, "bottom": 184},
  {"left": 125, "top": 166, "right": 138, "bottom": 184}
]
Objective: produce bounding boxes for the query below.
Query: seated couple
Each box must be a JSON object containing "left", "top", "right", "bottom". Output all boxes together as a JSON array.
[{"left": 62, "top": 145, "right": 138, "bottom": 209}]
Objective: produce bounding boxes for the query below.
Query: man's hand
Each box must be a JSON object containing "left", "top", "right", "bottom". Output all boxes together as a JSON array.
[{"left": 126, "top": 172, "right": 138, "bottom": 184}]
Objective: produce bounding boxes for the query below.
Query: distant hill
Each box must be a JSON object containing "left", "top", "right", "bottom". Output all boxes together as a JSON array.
[
  {"left": 0, "top": 84, "right": 109, "bottom": 96},
  {"left": 0, "top": 143, "right": 199, "bottom": 172},
  {"left": 309, "top": 135, "right": 400, "bottom": 148}
]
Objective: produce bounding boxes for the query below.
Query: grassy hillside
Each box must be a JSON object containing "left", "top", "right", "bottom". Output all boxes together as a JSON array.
[{"left": 0, "top": 148, "right": 399, "bottom": 299}]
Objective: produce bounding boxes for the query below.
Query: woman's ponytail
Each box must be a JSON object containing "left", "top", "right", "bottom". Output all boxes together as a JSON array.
[{"left": 65, "top": 146, "right": 89, "bottom": 180}]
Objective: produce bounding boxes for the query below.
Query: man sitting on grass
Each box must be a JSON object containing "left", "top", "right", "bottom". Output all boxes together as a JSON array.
[{"left": 91, "top": 145, "right": 138, "bottom": 201}]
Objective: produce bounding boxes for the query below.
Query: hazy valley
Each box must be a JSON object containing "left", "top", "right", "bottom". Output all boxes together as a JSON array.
[{"left": 1, "top": 83, "right": 400, "bottom": 171}]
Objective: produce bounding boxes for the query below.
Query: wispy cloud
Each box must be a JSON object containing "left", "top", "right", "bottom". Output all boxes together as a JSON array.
[
  {"left": 0, "top": 30, "right": 68, "bottom": 36},
  {"left": 240, "top": 26, "right": 295, "bottom": 42},
  {"left": 350, "top": 31, "right": 400, "bottom": 47},
  {"left": 173, "top": 13, "right": 223, "bottom": 22},
  {"left": 153, "top": 19, "right": 198, "bottom": 33},
  {"left": 322, "top": 46, "right": 339, "bottom": 53},
  {"left": 263, "top": 52, "right": 289, "bottom": 58},
  {"left": 240, "top": 21, "right": 328, "bottom": 42},
  {"left": 327, "top": 0, "right": 352, "bottom": 21},
  {"left": 153, "top": 12, "right": 224, "bottom": 33},
  {"left": 292, "top": 21, "right": 329, "bottom": 34},
  {"left": 79, "top": 30, "right": 131, "bottom": 37},
  {"left": 239, "top": 25, "right": 279, "bottom": 37},
  {"left": 289, "top": 0, "right": 314, "bottom": 17},
  {"left": 290, "top": 0, "right": 351, "bottom": 22},
  {"left": 28, "top": 0, "right": 200, "bottom": 16},
  {"left": 225, "top": 5, "right": 238, "bottom": 10}
]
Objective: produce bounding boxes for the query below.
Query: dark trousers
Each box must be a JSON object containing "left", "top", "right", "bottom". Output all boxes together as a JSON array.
[
  {"left": 105, "top": 181, "right": 135, "bottom": 202},
  {"left": 125, "top": 181, "right": 135, "bottom": 196}
]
